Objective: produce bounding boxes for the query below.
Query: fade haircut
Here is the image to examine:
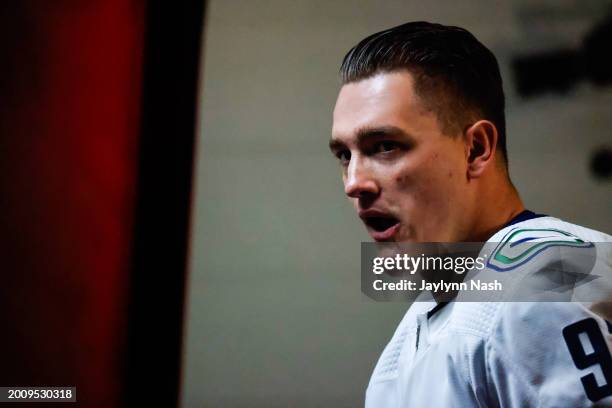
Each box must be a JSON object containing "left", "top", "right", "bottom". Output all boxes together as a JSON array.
[{"left": 340, "top": 21, "right": 507, "bottom": 162}]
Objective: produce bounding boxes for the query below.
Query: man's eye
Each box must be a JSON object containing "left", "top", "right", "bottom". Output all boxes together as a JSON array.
[
  {"left": 374, "top": 141, "right": 400, "bottom": 153},
  {"left": 336, "top": 150, "right": 351, "bottom": 164}
]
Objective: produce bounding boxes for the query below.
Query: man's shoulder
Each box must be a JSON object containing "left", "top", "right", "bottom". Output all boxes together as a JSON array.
[{"left": 479, "top": 216, "right": 612, "bottom": 302}]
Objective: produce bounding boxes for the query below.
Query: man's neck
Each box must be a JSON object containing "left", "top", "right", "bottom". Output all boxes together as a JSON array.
[{"left": 468, "top": 178, "right": 525, "bottom": 241}]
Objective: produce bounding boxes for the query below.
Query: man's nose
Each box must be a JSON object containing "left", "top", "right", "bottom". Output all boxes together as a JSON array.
[{"left": 344, "top": 157, "right": 379, "bottom": 198}]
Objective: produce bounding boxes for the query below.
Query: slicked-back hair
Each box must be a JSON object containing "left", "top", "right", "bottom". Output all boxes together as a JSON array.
[{"left": 340, "top": 21, "right": 507, "bottom": 163}]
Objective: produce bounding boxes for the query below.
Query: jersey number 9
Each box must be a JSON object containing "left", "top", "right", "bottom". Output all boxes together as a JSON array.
[{"left": 563, "top": 318, "right": 612, "bottom": 402}]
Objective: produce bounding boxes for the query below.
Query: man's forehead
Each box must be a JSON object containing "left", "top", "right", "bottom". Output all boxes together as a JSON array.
[{"left": 332, "top": 71, "right": 423, "bottom": 140}]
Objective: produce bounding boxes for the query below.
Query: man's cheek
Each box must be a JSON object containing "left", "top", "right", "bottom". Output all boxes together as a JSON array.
[
  {"left": 394, "top": 168, "right": 418, "bottom": 188},
  {"left": 395, "top": 168, "right": 434, "bottom": 193}
]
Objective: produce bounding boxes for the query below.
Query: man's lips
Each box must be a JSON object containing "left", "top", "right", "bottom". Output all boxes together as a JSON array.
[{"left": 359, "top": 209, "right": 401, "bottom": 241}]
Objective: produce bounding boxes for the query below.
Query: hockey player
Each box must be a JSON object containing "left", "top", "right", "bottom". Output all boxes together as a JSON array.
[{"left": 329, "top": 21, "right": 612, "bottom": 406}]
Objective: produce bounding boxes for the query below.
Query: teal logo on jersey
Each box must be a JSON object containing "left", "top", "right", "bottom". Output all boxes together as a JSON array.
[{"left": 488, "top": 228, "right": 594, "bottom": 271}]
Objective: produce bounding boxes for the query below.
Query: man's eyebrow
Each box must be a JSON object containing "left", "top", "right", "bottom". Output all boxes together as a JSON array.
[
  {"left": 355, "top": 125, "right": 409, "bottom": 142},
  {"left": 329, "top": 125, "right": 410, "bottom": 151}
]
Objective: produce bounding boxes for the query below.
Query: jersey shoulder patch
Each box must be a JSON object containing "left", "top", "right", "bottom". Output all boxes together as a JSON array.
[{"left": 487, "top": 227, "right": 594, "bottom": 272}]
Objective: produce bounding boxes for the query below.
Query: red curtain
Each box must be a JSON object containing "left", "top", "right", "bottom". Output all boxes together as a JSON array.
[{"left": 0, "top": 1, "right": 145, "bottom": 405}]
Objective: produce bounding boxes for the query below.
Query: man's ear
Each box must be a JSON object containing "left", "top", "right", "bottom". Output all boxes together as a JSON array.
[{"left": 465, "top": 120, "right": 498, "bottom": 178}]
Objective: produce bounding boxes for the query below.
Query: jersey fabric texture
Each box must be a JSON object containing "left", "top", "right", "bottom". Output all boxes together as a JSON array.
[{"left": 365, "top": 216, "right": 612, "bottom": 407}]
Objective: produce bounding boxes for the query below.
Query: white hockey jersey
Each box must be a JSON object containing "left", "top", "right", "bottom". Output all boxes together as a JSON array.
[{"left": 365, "top": 216, "right": 612, "bottom": 407}]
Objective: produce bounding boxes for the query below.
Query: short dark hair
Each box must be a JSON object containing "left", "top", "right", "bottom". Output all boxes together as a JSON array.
[{"left": 340, "top": 21, "right": 507, "bottom": 161}]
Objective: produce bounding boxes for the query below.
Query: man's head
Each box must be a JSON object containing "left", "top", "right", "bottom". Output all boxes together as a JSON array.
[
  {"left": 330, "top": 22, "right": 520, "bottom": 242},
  {"left": 339, "top": 21, "right": 506, "bottom": 159}
]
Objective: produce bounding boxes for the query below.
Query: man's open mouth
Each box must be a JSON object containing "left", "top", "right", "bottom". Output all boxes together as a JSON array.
[{"left": 362, "top": 214, "right": 400, "bottom": 241}]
